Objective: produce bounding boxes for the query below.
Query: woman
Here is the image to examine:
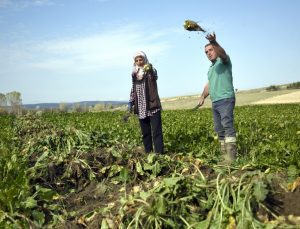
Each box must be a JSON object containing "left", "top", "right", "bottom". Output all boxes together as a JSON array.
[{"left": 128, "top": 51, "right": 164, "bottom": 154}]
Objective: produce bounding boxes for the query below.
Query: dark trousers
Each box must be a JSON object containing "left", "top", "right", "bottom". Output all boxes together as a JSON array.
[{"left": 139, "top": 111, "right": 164, "bottom": 153}]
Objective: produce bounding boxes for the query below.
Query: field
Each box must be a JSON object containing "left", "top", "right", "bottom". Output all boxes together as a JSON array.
[
  {"left": 1, "top": 102, "right": 300, "bottom": 228},
  {"left": 161, "top": 89, "right": 300, "bottom": 109}
]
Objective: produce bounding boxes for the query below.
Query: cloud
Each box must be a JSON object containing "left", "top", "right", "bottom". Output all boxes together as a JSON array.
[
  {"left": 1, "top": 24, "right": 172, "bottom": 74},
  {"left": 0, "top": 0, "right": 55, "bottom": 9},
  {"left": 31, "top": 0, "right": 54, "bottom": 6}
]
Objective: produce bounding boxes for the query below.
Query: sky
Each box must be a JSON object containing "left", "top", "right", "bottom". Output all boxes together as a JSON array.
[{"left": 0, "top": 0, "right": 300, "bottom": 104}]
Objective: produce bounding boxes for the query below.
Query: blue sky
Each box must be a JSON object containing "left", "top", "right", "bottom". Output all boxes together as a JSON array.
[{"left": 0, "top": 0, "right": 299, "bottom": 104}]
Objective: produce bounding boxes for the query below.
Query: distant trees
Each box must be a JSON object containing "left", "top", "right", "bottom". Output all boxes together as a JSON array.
[
  {"left": 58, "top": 103, "right": 68, "bottom": 113},
  {"left": 287, "top": 81, "right": 300, "bottom": 89},
  {"left": 0, "top": 91, "right": 22, "bottom": 114},
  {"left": 91, "top": 103, "right": 117, "bottom": 112},
  {"left": 0, "top": 93, "right": 7, "bottom": 114},
  {"left": 71, "top": 103, "right": 89, "bottom": 113},
  {"left": 58, "top": 103, "right": 90, "bottom": 113},
  {"left": 0, "top": 91, "right": 125, "bottom": 114},
  {"left": 266, "top": 85, "right": 280, "bottom": 91},
  {"left": 6, "top": 91, "right": 22, "bottom": 106},
  {"left": 266, "top": 81, "right": 300, "bottom": 91},
  {"left": 6, "top": 91, "right": 22, "bottom": 114},
  {"left": 93, "top": 103, "right": 106, "bottom": 112},
  {"left": 0, "top": 93, "right": 7, "bottom": 107}
]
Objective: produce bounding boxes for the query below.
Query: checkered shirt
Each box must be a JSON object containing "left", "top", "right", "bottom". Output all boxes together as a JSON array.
[{"left": 130, "top": 79, "right": 160, "bottom": 119}]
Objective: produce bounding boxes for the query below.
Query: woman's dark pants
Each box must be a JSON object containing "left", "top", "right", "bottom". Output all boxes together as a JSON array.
[{"left": 139, "top": 111, "right": 164, "bottom": 153}]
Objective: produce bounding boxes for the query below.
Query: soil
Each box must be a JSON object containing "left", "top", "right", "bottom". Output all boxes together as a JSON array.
[
  {"left": 259, "top": 177, "right": 300, "bottom": 226},
  {"left": 277, "top": 186, "right": 300, "bottom": 216},
  {"left": 53, "top": 172, "right": 300, "bottom": 228},
  {"left": 37, "top": 146, "right": 300, "bottom": 228},
  {"left": 56, "top": 181, "right": 124, "bottom": 229}
]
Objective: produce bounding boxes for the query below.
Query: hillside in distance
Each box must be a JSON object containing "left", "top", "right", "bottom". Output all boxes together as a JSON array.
[
  {"left": 161, "top": 88, "right": 300, "bottom": 110},
  {"left": 23, "top": 100, "right": 127, "bottom": 110},
  {"left": 22, "top": 83, "right": 300, "bottom": 110}
]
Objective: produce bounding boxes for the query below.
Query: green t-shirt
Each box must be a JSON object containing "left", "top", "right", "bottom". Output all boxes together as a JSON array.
[{"left": 208, "top": 56, "right": 235, "bottom": 102}]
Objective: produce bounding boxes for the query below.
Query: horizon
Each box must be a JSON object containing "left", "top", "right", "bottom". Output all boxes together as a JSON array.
[
  {"left": 1, "top": 0, "right": 300, "bottom": 104},
  {"left": 22, "top": 82, "right": 298, "bottom": 105}
]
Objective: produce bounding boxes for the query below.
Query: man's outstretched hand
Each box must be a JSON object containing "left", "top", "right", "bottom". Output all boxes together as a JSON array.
[{"left": 205, "top": 32, "right": 216, "bottom": 43}]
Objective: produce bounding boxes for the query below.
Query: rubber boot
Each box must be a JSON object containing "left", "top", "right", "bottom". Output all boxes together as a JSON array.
[
  {"left": 224, "top": 137, "right": 237, "bottom": 163},
  {"left": 219, "top": 139, "right": 226, "bottom": 155},
  {"left": 219, "top": 139, "right": 230, "bottom": 165}
]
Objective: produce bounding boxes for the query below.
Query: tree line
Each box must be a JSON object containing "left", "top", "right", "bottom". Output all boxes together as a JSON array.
[
  {"left": 0, "top": 91, "right": 126, "bottom": 115},
  {"left": 266, "top": 81, "right": 300, "bottom": 91},
  {"left": 0, "top": 91, "right": 22, "bottom": 114}
]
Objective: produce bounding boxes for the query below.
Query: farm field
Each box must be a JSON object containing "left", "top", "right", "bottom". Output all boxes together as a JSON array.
[
  {"left": 1, "top": 104, "right": 300, "bottom": 228},
  {"left": 161, "top": 89, "right": 300, "bottom": 110}
]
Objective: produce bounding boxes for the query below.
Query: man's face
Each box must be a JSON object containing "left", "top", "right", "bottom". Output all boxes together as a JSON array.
[{"left": 205, "top": 45, "right": 217, "bottom": 62}]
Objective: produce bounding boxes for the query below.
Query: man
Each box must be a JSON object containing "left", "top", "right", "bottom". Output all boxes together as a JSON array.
[{"left": 198, "top": 32, "right": 237, "bottom": 163}]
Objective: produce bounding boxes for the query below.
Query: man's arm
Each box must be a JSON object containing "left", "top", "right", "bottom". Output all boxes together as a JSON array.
[
  {"left": 206, "top": 33, "right": 228, "bottom": 63},
  {"left": 198, "top": 82, "right": 209, "bottom": 106}
]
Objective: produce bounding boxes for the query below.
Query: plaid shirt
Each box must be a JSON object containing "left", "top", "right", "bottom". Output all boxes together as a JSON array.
[{"left": 130, "top": 78, "right": 160, "bottom": 119}]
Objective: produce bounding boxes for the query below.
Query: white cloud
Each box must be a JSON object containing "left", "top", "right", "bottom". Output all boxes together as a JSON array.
[
  {"left": 1, "top": 24, "right": 171, "bottom": 74},
  {"left": 0, "top": 0, "right": 55, "bottom": 9}
]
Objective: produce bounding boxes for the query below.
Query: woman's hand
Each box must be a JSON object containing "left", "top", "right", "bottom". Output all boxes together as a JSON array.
[
  {"left": 143, "top": 63, "right": 153, "bottom": 73},
  {"left": 127, "top": 102, "right": 133, "bottom": 112}
]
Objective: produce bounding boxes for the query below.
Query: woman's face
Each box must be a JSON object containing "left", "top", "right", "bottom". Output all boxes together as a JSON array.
[{"left": 135, "top": 56, "right": 145, "bottom": 67}]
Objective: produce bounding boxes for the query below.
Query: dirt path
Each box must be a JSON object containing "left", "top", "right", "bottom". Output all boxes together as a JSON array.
[{"left": 252, "top": 90, "right": 300, "bottom": 104}]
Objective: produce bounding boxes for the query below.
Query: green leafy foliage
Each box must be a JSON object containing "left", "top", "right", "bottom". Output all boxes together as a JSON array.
[{"left": 0, "top": 104, "right": 299, "bottom": 228}]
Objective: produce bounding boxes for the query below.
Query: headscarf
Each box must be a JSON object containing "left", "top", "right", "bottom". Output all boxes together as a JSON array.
[{"left": 133, "top": 51, "right": 149, "bottom": 80}]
